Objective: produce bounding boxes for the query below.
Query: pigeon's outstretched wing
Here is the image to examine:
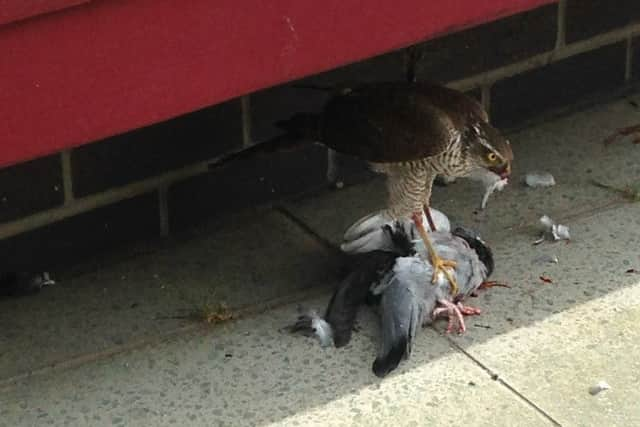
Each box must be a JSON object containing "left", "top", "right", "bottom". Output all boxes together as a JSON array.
[{"left": 370, "top": 256, "right": 432, "bottom": 377}]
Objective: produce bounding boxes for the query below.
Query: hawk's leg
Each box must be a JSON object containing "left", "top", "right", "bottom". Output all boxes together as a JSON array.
[
  {"left": 432, "top": 300, "right": 481, "bottom": 334},
  {"left": 411, "top": 212, "right": 459, "bottom": 295},
  {"left": 423, "top": 204, "right": 437, "bottom": 232}
]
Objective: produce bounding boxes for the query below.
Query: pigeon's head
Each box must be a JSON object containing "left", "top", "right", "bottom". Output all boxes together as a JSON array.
[
  {"left": 452, "top": 227, "right": 494, "bottom": 277},
  {"left": 466, "top": 121, "right": 513, "bottom": 180}
]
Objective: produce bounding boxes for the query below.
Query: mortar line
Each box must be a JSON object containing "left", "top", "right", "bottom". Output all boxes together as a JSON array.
[
  {"left": 241, "top": 95, "right": 252, "bottom": 148},
  {"left": 60, "top": 150, "right": 74, "bottom": 204},
  {"left": 446, "top": 338, "right": 563, "bottom": 426},
  {"left": 451, "top": 23, "right": 640, "bottom": 92},
  {"left": 555, "top": 0, "right": 567, "bottom": 49},
  {"left": 625, "top": 36, "right": 633, "bottom": 82},
  {"left": 158, "top": 184, "right": 170, "bottom": 237},
  {"left": 480, "top": 85, "right": 491, "bottom": 117},
  {"left": 326, "top": 149, "right": 339, "bottom": 184},
  {"left": 273, "top": 204, "right": 343, "bottom": 256}
]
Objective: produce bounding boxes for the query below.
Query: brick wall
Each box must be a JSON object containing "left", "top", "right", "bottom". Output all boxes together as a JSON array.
[{"left": 1, "top": 0, "right": 639, "bottom": 271}]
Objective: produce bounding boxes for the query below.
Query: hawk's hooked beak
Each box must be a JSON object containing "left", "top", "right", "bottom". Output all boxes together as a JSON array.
[{"left": 490, "top": 162, "right": 511, "bottom": 180}]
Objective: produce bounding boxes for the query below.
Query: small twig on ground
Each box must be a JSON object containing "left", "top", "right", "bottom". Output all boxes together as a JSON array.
[{"left": 590, "top": 179, "right": 640, "bottom": 202}]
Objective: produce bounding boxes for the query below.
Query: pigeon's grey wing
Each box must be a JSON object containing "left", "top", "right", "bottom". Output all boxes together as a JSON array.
[
  {"left": 341, "top": 210, "right": 450, "bottom": 255},
  {"left": 372, "top": 257, "right": 436, "bottom": 378},
  {"left": 326, "top": 251, "right": 397, "bottom": 347}
]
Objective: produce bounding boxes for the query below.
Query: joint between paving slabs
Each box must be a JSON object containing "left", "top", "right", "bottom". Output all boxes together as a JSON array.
[
  {"left": 273, "top": 205, "right": 343, "bottom": 257},
  {"left": 445, "top": 337, "right": 563, "bottom": 426}
]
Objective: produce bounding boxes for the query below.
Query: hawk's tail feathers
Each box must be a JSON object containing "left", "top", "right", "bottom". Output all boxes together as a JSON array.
[{"left": 209, "top": 113, "right": 320, "bottom": 169}]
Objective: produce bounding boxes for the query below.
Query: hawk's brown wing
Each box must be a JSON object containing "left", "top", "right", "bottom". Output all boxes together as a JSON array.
[{"left": 319, "top": 82, "right": 487, "bottom": 163}]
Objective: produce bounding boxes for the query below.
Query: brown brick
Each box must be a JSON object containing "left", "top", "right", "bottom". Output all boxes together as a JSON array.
[
  {"left": 566, "top": 0, "right": 640, "bottom": 43},
  {"left": 491, "top": 42, "right": 626, "bottom": 128},
  {"left": 72, "top": 100, "right": 242, "bottom": 197},
  {"left": 414, "top": 5, "right": 557, "bottom": 84},
  {"left": 0, "top": 193, "right": 159, "bottom": 271},
  {"left": 0, "top": 155, "right": 63, "bottom": 223}
]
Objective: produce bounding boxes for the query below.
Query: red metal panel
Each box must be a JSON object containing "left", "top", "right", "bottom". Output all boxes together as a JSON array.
[
  {"left": 0, "top": 0, "right": 89, "bottom": 27},
  {"left": 0, "top": 0, "right": 557, "bottom": 167}
]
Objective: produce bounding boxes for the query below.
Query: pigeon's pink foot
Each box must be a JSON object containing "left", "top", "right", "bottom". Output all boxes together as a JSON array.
[
  {"left": 456, "top": 302, "right": 481, "bottom": 316},
  {"left": 432, "top": 299, "right": 467, "bottom": 334}
]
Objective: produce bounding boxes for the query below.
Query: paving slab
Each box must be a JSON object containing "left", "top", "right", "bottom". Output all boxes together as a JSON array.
[
  {"left": 450, "top": 203, "right": 640, "bottom": 426},
  {"left": 0, "top": 210, "right": 340, "bottom": 380},
  {"left": 0, "top": 296, "right": 552, "bottom": 427}
]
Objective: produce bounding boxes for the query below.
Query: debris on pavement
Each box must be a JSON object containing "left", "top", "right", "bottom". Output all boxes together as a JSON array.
[
  {"left": 532, "top": 235, "right": 546, "bottom": 245},
  {"left": 473, "top": 324, "right": 491, "bottom": 329},
  {"left": 477, "top": 280, "right": 511, "bottom": 290},
  {"left": 539, "top": 215, "right": 571, "bottom": 242},
  {"left": 539, "top": 275, "right": 553, "bottom": 284},
  {"left": 589, "top": 381, "right": 611, "bottom": 396},
  {"left": 626, "top": 268, "right": 639, "bottom": 274},
  {"left": 591, "top": 179, "right": 640, "bottom": 202},
  {"left": 603, "top": 124, "right": 640, "bottom": 146},
  {"left": 196, "top": 302, "right": 235, "bottom": 325},
  {"left": 162, "top": 302, "right": 236, "bottom": 325},
  {"left": 524, "top": 172, "right": 556, "bottom": 188}
]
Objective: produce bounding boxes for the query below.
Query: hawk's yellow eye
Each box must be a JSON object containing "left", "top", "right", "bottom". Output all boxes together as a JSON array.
[{"left": 487, "top": 152, "right": 497, "bottom": 162}]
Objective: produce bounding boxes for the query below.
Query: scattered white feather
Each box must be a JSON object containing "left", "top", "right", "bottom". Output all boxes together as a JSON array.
[
  {"left": 540, "top": 215, "right": 554, "bottom": 229},
  {"left": 540, "top": 215, "right": 571, "bottom": 241},
  {"left": 525, "top": 172, "right": 556, "bottom": 187},
  {"left": 589, "top": 381, "right": 611, "bottom": 395},
  {"left": 469, "top": 169, "right": 508, "bottom": 210},
  {"left": 481, "top": 177, "right": 508, "bottom": 210},
  {"left": 308, "top": 311, "right": 333, "bottom": 348},
  {"left": 553, "top": 224, "right": 571, "bottom": 240}
]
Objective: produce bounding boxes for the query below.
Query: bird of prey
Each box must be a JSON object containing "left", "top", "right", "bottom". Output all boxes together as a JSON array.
[
  {"left": 290, "top": 218, "right": 494, "bottom": 377},
  {"left": 270, "top": 81, "right": 512, "bottom": 294}
]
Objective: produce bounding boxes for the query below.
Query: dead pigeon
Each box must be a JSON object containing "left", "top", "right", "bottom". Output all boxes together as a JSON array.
[
  {"left": 371, "top": 226, "right": 493, "bottom": 377},
  {"left": 291, "top": 219, "right": 494, "bottom": 378}
]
